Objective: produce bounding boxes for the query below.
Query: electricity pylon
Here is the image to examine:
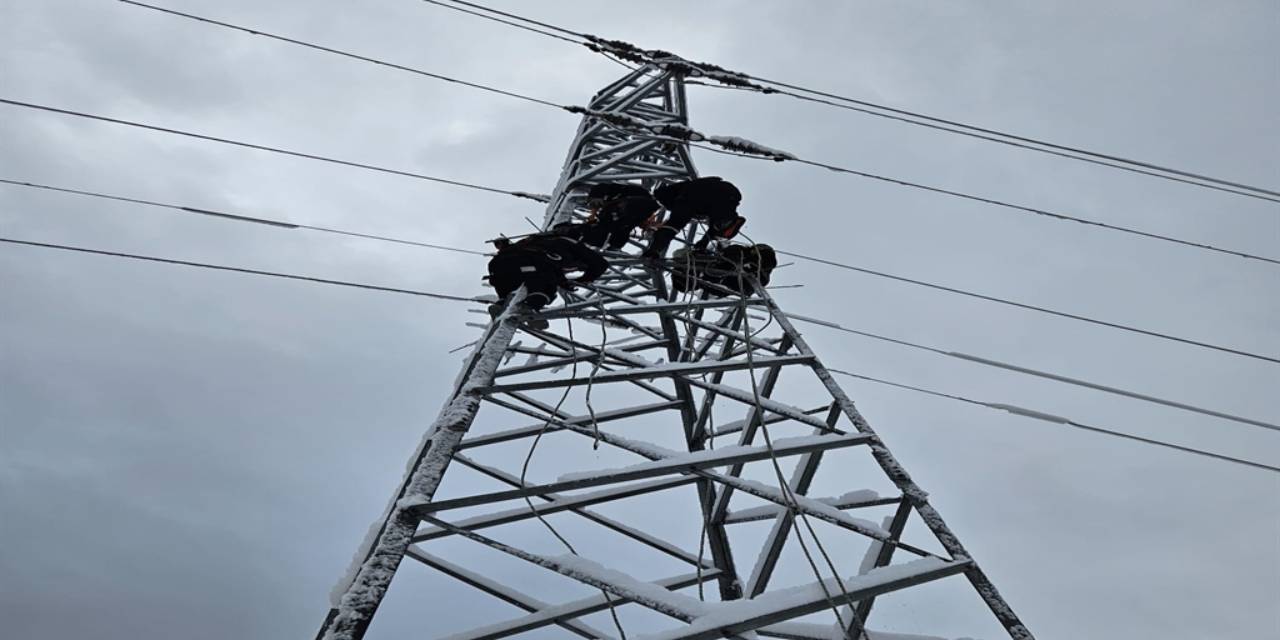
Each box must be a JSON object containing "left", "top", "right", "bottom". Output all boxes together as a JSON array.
[{"left": 317, "top": 64, "right": 1033, "bottom": 640}]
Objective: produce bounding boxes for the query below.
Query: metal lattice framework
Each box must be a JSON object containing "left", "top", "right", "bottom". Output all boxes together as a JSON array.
[{"left": 318, "top": 65, "right": 1033, "bottom": 640}]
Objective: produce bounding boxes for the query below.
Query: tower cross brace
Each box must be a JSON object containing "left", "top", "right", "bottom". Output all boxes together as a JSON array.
[{"left": 317, "top": 64, "right": 1033, "bottom": 640}]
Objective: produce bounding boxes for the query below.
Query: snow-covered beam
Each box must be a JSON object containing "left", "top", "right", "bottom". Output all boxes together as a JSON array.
[
  {"left": 457, "top": 400, "right": 681, "bottom": 450},
  {"left": 540, "top": 298, "right": 762, "bottom": 319},
  {"left": 407, "top": 433, "right": 873, "bottom": 515},
  {"left": 441, "top": 570, "right": 724, "bottom": 640},
  {"left": 406, "top": 550, "right": 607, "bottom": 640},
  {"left": 411, "top": 476, "right": 696, "bottom": 543},
  {"left": 725, "top": 490, "right": 895, "bottom": 525},
  {"left": 317, "top": 296, "right": 526, "bottom": 640},
  {"left": 481, "top": 354, "right": 815, "bottom": 394},
  {"left": 638, "top": 558, "right": 972, "bottom": 640},
  {"left": 452, "top": 454, "right": 710, "bottom": 570}
]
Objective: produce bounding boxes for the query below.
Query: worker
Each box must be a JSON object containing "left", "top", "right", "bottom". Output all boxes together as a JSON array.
[
  {"left": 579, "top": 182, "right": 660, "bottom": 251},
  {"left": 643, "top": 176, "right": 745, "bottom": 259},
  {"left": 670, "top": 243, "right": 777, "bottom": 297},
  {"left": 486, "top": 229, "right": 609, "bottom": 326}
]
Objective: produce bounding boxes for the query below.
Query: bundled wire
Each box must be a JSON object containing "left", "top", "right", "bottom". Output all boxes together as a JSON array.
[
  {"left": 726, "top": 239, "right": 859, "bottom": 636},
  {"left": 514, "top": 310, "right": 629, "bottom": 639},
  {"left": 415, "top": 0, "right": 1280, "bottom": 204}
]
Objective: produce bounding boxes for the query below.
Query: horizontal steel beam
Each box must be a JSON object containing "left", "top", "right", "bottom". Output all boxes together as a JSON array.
[
  {"left": 653, "top": 559, "right": 973, "bottom": 640},
  {"left": 412, "top": 476, "right": 696, "bottom": 543},
  {"left": 406, "top": 549, "right": 605, "bottom": 639},
  {"left": 724, "top": 494, "right": 902, "bottom": 525},
  {"left": 452, "top": 454, "right": 709, "bottom": 569},
  {"left": 482, "top": 354, "right": 815, "bottom": 394},
  {"left": 541, "top": 298, "right": 762, "bottom": 319},
  {"left": 409, "top": 433, "right": 873, "bottom": 515},
  {"left": 444, "top": 569, "right": 725, "bottom": 640},
  {"left": 458, "top": 400, "right": 681, "bottom": 450}
]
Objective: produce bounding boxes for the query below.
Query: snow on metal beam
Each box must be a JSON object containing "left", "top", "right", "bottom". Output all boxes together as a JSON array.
[
  {"left": 457, "top": 400, "right": 681, "bottom": 450},
  {"left": 405, "top": 550, "right": 607, "bottom": 640},
  {"left": 408, "top": 433, "right": 872, "bottom": 515},
  {"left": 443, "top": 570, "right": 725, "bottom": 640},
  {"left": 482, "top": 354, "right": 815, "bottom": 394},
  {"left": 638, "top": 558, "right": 971, "bottom": 640},
  {"left": 411, "top": 476, "right": 695, "bottom": 543}
]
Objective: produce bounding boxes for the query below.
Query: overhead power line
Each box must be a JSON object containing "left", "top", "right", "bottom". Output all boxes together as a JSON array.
[
  {"left": 689, "top": 81, "right": 1280, "bottom": 204},
  {"left": 787, "top": 155, "right": 1280, "bottom": 266},
  {"left": 0, "top": 236, "right": 482, "bottom": 302},
  {"left": 686, "top": 141, "right": 1280, "bottom": 266},
  {"left": 7, "top": 174, "right": 1277, "bottom": 426},
  {"left": 110, "top": 4, "right": 1278, "bottom": 267},
  {"left": 830, "top": 369, "right": 1279, "bottom": 474},
  {"left": 739, "top": 75, "right": 1280, "bottom": 203},
  {"left": 416, "top": 0, "right": 584, "bottom": 45},
  {"left": 0, "top": 178, "right": 489, "bottom": 256},
  {"left": 19, "top": 224, "right": 1265, "bottom": 474},
  {"left": 422, "top": 0, "right": 1280, "bottom": 204},
  {"left": 8, "top": 231, "right": 1271, "bottom": 477},
  {"left": 0, "top": 98, "right": 549, "bottom": 204},
  {"left": 786, "top": 312, "right": 1279, "bottom": 433},
  {"left": 778, "top": 248, "right": 1280, "bottom": 365},
  {"left": 119, "top": 1, "right": 568, "bottom": 111},
  {"left": 0, "top": 100, "right": 1270, "bottom": 364}
]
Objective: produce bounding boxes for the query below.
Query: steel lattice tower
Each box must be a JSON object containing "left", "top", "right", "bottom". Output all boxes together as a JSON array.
[{"left": 318, "top": 64, "right": 1033, "bottom": 640}]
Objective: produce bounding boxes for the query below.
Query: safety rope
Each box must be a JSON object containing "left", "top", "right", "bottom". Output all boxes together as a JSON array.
[
  {"left": 730, "top": 238, "right": 859, "bottom": 637},
  {"left": 515, "top": 309, "right": 629, "bottom": 640}
]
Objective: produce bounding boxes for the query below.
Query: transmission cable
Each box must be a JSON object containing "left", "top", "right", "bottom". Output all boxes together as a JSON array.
[
  {"left": 775, "top": 247, "right": 1280, "bottom": 365},
  {"left": 431, "top": 0, "right": 592, "bottom": 41},
  {"left": 731, "top": 257, "right": 857, "bottom": 635},
  {"left": 514, "top": 313, "right": 630, "bottom": 640},
  {"left": 120, "top": 1, "right": 569, "bottom": 110},
  {"left": 14, "top": 230, "right": 1274, "bottom": 476},
  {"left": 0, "top": 178, "right": 488, "bottom": 256},
  {"left": 682, "top": 140, "right": 1279, "bottom": 266},
  {"left": 7, "top": 172, "right": 1274, "bottom": 367},
  {"left": 693, "top": 82, "right": 1278, "bottom": 204},
  {"left": 101, "top": 3, "right": 1280, "bottom": 266},
  {"left": 416, "top": 0, "right": 585, "bottom": 46},
  {"left": 784, "top": 311, "right": 1279, "bottom": 433},
  {"left": 0, "top": 236, "right": 482, "bottom": 302},
  {"left": 740, "top": 73, "right": 1280, "bottom": 202},
  {"left": 830, "top": 369, "right": 1279, "bottom": 474},
  {"left": 422, "top": 0, "right": 1280, "bottom": 203},
  {"left": 0, "top": 98, "right": 549, "bottom": 203}
]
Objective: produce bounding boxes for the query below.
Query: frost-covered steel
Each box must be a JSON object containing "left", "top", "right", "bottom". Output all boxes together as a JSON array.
[{"left": 317, "top": 64, "right": 1033, "bottom": 640}]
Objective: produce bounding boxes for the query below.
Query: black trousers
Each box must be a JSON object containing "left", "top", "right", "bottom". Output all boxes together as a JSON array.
[{"left": 488, "top": 252, "right": 561, "bottom": 309}]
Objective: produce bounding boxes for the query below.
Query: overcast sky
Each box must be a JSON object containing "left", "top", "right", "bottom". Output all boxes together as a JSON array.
[{"left": 1, "top": 1, "right": 1277, "bottom": 638}]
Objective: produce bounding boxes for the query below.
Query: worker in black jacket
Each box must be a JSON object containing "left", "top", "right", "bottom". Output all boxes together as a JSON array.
[
  {"left": 487, "top": 230, "right": 608, "bottom": 324},
  {"left": 643, "top": 176, "right": 745, "bottom": 259},
  {"left": 671, "top": 243, "right": 777, "bottom": 296},
  {"left": 579, "top": 182, "right": 661, "bottom": 251}
]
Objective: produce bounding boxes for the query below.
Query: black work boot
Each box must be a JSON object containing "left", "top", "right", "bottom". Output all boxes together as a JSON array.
[
  {"left": 523, "top": 293, "right": 552, "bottom": 330},
  {"left": 487, "top": 298, "right": 508, "bottom": 319}
]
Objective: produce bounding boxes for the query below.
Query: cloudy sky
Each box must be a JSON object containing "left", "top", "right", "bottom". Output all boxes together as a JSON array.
[{"left": 1, "top": 1, "right": 1277, "bottom": 638}]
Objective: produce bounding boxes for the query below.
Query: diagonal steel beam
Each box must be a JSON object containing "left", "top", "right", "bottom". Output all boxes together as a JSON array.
[
  {"left": 405, "top": 549, "right": 607, "bottom": 639},
  {"left": 451, "top": 454, "right": 711, "bottom": 569},
  {"left": 444, "top": 570, "right": 724, "bottom": 640},
  {"left": 649, "top": 558, "right": 973, "bottom": 640}
]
